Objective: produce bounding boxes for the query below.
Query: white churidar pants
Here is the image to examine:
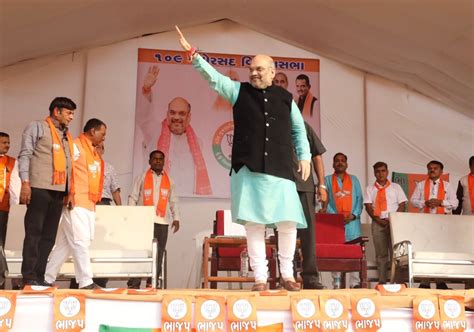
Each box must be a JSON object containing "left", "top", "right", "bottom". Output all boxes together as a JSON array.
[
  {"left": 245, "top": 221, "right": 296, "bottom": 282},
  {"left": 45, "top": 207, "right": 95, "bottom": 288}
]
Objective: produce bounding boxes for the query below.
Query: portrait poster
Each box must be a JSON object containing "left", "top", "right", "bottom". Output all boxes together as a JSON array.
[{"left": 133, "top": 48, "right": 320, "bottom": 198}]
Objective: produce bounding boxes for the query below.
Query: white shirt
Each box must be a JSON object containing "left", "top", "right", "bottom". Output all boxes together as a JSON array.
[
  {"left": 128, "top": 170, "right": 180, "bottom": 225},
  {"left": 0, "top": 156, "right": 21, "bottom": 206},
  {"left": 410, "top": 178, "right": 458, "bottom": 214},
  {"left": 363, "top": 182, "right": 407, "bottom": 218},
  {"left": 168, "top": 133, "right": 195, "bottom": 197}
]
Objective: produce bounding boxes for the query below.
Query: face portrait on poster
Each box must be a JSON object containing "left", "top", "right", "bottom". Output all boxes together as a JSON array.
[{"left": 133, "top": 49, "right": 320, "bottom": 198}]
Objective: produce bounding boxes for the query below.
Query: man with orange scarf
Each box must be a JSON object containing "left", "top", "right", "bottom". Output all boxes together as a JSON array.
[
  {"left": 0, "top": 132, "right": 21, "bottom": 289},
  {"left": 0, "top": 132, "right": 20, "bottom": 248},
  {"left": 138, "top": 64, "right": 212, "bottom": 196},
  {"left": 454, "top": 157, "right": 474, "bottom": 289},
  {"left": 18, "top": 97, "right": 76, "bottom": 287},
  {"left": 410, "top": 160, "right": 458, "bottom": 289},
  {"left": 410, "top": 160, "right": 458, "bottom": 215},
  {"left": 453, "top": 156, "right": 474, "bottom": 215},
  {"left": 323, "top": 152, "right": 363, "bottom": 288},
  {"left": 44, "top": 118, "right": 106, "bottom": 289},
  {"left": 127, "top": 150, "right": 180, "bottom": 289},
  {"left": 363, "top": 162, "right": 407, "bottom": 285},
  {"left": 295, "top": 74, "right": 317, "bottom": 117}
]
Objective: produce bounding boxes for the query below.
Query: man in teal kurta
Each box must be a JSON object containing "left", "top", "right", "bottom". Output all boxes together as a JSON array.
[{"left": 177, "top": 27, "right": 311, "bottom": 291}]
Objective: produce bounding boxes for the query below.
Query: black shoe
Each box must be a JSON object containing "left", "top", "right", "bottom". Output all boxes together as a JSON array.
[
  {"left": 21, "top": 279, "right": 41, "bottom": 288},
  {"left": 436, "top": 282, "right": 450, "bottom": 290},
  {"left": 351, "top": 285, "right": 362, "bottom": 289},
  {"left": 80, "top": 282, "right": 101, "bottom": 290},
  {"left": 304, "top": 282, "right": 326, "bottom": 290},
  {"left": 419, "top": 283, "right": 431, "bottom": 289},
  {"left": 39, "top": 280, "right": 53, "bottom": 287}
]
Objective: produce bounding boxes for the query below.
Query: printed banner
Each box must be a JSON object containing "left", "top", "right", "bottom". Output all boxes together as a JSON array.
[
  {"left": 161, "top": 295, "right": 193, "bottom": 332},
  {"left": 290, "top": 296, "right": 320, "bottom": 331},
  {"left": 438, "top": 295, "right": 467, "bottom": 332},
  {"left": 53, "top": 293, "right": 86, "bottom": 332},
  {"left": 22, "top": 284, "right": 56, "bottom": 294},
  {"left": 134, "top": 49, "right": 320, "bottom": 198},
  {"left": 93, "top": 287, "right": 126, "bottom": 294},
  {"left": 195, "top": 296, "right": 225, "bottom": 332},
  {"left": 392, "top": 172, "right": 449, "bottom": 212},
  {"left": 319, "top": 294, "right": 350, "bottom": 332},
  {"left": 0, "top": 292, "right": 16, "bottom": 331},
  {"left": 127, "top": 288, "right": 158, "bottom": 295},
  {"left": 227, "top": 295, "right": 258, "bottom": 332},
  {"left": 256, "top": 323, "right": 283, "bottom": 331},
  {"left": 375, "top": 283, "right": 407, "bottom": 296},
  {"left": 413, "top": 295, "right": 440, "bottom": 332},
  {"left": 350, "top": 294, "right": 382, "bottom": 332}
]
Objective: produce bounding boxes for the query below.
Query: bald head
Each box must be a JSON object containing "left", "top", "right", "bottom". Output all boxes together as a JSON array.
[
  {"left": 273, "top": 72, "right": 288, "bottom": 90},
  {"left": 167, "top": 97, "right": 191, "bottom": 135},
  {"left": 249, "top": 54, "right": 276, "bottom": 89}
]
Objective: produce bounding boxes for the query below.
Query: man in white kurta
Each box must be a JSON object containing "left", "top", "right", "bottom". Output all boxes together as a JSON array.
[{"left": 45, "top": 119, "right": 107, "bottom": 289}]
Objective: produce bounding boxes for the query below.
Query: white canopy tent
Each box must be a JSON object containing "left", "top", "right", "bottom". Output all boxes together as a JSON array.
[
  {"left": 1, "top": 0, "right": 473, "bottom": 116},
  {"left": 0, "top": 1, "right": 472, "bottom": 288}
]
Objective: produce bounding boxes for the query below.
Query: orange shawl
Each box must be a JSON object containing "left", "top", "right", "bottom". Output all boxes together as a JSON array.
[
  {"left": 469, "top": 174, "right": 474, "bottom": 213},
  {"left": 143, "top": 169, "right": 170, "bottom": 217},
  {"left": 157, "top": 119, "right": 212, "bottom": 195},
  {"left": 332, "top": 173, "right": 352, "bottom": 217},
  {"left": 45, "top": 117, "right": 74, "bottom": 186},
  {"left": 78, "top": 134, "right": 104, "bottom": 203},
  {"left": 424, "top": 178, "right": 445, "bottom": 214},
  {"left": 301, "top": 91, "right": 315, "bottom": 117},
  {"left": 0, "top": 156, "right": 15, "bottom": 211},
  {"left": 374, "top": 180, "right": 391, "bottom": 217}
]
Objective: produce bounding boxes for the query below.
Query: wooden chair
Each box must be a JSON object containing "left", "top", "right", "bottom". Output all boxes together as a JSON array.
[
  {"left": 208, "top": 210, "right": 277, "bottom": 289},
  {"left": 314, "top": 213, "right": 369, "bottom": 288}
]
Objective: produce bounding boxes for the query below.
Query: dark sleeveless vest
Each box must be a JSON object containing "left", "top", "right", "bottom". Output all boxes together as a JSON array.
[{"left": 231, "top": 83, "right": 295, "bottom": 181}]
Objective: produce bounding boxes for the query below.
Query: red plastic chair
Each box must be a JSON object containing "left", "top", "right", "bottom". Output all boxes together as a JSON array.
[{"left": 314, "top": 213, "right": 369, "bottom": 288}]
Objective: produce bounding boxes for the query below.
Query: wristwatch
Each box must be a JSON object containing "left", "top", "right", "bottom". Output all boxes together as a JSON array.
[{"left": 319, "top": 184, "right": 327, "bottom": 190}]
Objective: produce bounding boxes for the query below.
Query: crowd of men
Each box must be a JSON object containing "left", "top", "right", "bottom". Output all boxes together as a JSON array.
[{"left": 0, "top": 28, "right": 471, "bottom": 291}]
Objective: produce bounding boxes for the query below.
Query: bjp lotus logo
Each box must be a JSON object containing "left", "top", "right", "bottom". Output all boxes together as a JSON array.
[
  {"left": 325, "top": 299, "right": 343, "bottom": 319},
  {"left": 356, "top": 298, "right": 376, "bottom": 318},
  {"left": 167, "top": 299, "right": 187, "bottom": 320},
  {"left": 418, "top": 300, "right": 436, "bottom": 319},
  {"left": 444, "top": 300, "right": 461, "bottom": 319},
  {"left": 232, "top": 299, "right": 252, "bottom": 319},
  {"left": 59, "top": 296, "right": 80, "bottom": 318},
  {"left": 0, "top": 297, "right": 12, "bottom": 317},
  {"left": 200, "top": 300, "right": 220, "bottom": 320},
  {"left": 212, "top": 121, "right": 233, "bottom": 169},
  {"left": 296, "top": 299, "right": 315, "bottom": 318}
]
